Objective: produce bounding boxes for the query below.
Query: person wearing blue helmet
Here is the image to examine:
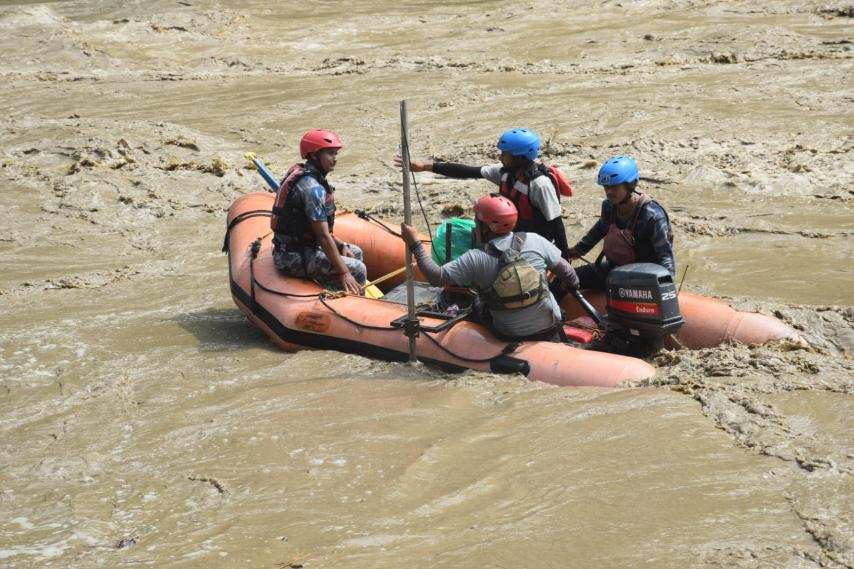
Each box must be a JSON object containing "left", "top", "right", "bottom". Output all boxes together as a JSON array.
[
  {"left": 394, "top": 128, "right": 571, "bottom": 258},
  {"left": 561, "top": 155, "right": 675, "bottom": 291}
]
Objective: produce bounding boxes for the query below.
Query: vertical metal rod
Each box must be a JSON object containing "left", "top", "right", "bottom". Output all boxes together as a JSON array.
[
  {"left": 400, "top": 100, "right": 418, "bottom": 363},
  {"left": 677, "top": 264, "right": 690, "bottom": 297}
]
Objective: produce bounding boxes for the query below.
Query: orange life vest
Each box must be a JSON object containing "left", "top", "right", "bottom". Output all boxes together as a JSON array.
[
  {"left": 270, "top": 163, "right": 335, "bottom": 246},
  {"left": 498, "top": 163, "right": 573, "bottom": 224}
]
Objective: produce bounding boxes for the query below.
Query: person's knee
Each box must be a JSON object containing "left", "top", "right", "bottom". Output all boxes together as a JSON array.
[
  {"left": 347, "top": 260, "right": 367, "bottom": 284},
  {"left": 273, "top": 250, "right": 301, "bottom": 275},
  {"left": 347, "top": 244, "right": 364, "bottom": 262},
  {"left": 576, "top": 265, "right": 607, "bottom": 290}
]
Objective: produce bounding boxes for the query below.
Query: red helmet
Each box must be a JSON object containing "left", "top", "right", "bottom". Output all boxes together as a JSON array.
[
  {"left": 299, "top": 129, "right": 343, "bottom": 159},
  {"left": 474, "top": 194, "right": 517, "bottom": 235}
]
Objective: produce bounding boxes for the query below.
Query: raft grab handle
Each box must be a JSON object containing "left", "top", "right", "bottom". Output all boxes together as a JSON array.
[{"left": 390, "top": 308, "right": 472, "bottom": 334}]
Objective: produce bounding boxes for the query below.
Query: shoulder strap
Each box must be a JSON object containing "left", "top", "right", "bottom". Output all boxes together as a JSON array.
[
  {"left": 485, "top": 240, "right": 502, "bottom": 258},
  {"left": 503, "top": 164, "right": 537, "bottom": 187},
  {"left": 486, "top": 234, "right": 524, "bottom": 261},
  {"left": 530, "top": 162, "right": 548, "bottom": 180},
  {"left": 281, "top": 163, "right": 305, "bottom": 186},
  {"left": 273, "top": 163, "right": 306, "bottom": 209},
  {"left": 629, "top": 193, "right": 653, "bottom": 231},
  {"left": 514, "top": 232, "right": 549, "bottom": 263},
  {"left": 642, "top": 198, "right": 674, "bottom": 243},
  {"left": 301, "top": 163, "right": 332, "bottom": 191}
]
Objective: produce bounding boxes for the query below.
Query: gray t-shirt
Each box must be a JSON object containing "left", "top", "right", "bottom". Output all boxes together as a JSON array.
[
  {"left": 480, "top": 164, "right": 562, "bottom": 221},
  {"left": 442, "top": 232, "right": 563, "bottom": 337}
]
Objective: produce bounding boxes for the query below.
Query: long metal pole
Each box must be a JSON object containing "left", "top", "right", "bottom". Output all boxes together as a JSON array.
[{"left": 400, "top": 100, "right": 418, "bottom": 363}]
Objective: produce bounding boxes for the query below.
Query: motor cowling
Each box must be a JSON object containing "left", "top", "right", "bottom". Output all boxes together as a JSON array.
[{"left": 605, "top": 263, "right": 684, "bottom": 343}]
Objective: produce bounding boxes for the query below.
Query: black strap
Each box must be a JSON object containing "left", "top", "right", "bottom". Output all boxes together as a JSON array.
[
  {"left": 222, "top": 209, "right": 272, "bottom": 252},
  {"left": 494, "top": 289, "right": 540, "bottom": 303},
  {"left": 488, "top": 319, "right": 562, "bottom": 343},
  {"left": 248, "top": 238, "right": 262, "bottom": 308},
  {"left": 486, "top": 233, "right": 521, "bottom": 258},
  {"left": 532, "top": 162, "right": 549, "bottom": 181},
  {"left": 354, "top": 209, "right": 402, "bottom": 237}
]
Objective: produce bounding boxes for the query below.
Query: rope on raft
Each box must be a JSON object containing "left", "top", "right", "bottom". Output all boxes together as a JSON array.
[
  {"left": 229, "top": 211, "right": 518, "bottom": 364},
  {"left": 250, "top": 244, "right": 513, "bottom": 363},
  {"left": 318, "top": 293, "right": 513, "bottom": 363},
  {"left": 222, "top": 209, "right": 274, "bottom": 252}
]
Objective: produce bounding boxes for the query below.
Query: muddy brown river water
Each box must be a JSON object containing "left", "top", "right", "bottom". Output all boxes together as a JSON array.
[{"left": 1, "top": 1, "right": 852, "bottom": 567}]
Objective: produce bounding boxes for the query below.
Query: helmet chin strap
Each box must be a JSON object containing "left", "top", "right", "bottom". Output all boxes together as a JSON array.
[
  {"left": 617, "top": 182, "right": 638, "bottom": 206},
  {"left": 476, "top": 220, "right": 501, "bottom": 246},
  {"left": 474, "top": 220, "right": 486, "bottom": 246},
  {"left": 306, "top": 156, "right": 328, "bottom": 176}
]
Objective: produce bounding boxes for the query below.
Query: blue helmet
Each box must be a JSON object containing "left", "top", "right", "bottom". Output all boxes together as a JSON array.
[
  {"left": 497, "top": 128, "right": 540, "bottom": 161},
  {"left": 597, "top": 155, "right": 639, "bottom": 186}
]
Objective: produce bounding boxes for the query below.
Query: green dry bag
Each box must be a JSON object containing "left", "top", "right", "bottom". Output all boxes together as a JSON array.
[{"left": 431, "top": 218, "right": 477, "bottom": 264}]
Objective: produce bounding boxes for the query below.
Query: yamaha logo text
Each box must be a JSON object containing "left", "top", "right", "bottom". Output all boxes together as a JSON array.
[{"left": 617, "top": 288, "right": 654, "bottom": 300}]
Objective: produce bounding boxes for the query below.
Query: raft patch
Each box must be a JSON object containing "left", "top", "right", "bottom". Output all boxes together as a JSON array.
[{"left": 295, "top": 310, "right": 331, "bottom": 333}]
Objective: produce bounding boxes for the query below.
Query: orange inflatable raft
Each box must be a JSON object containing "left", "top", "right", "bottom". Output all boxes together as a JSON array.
[
  {"left": 225, "top": 193, "right": 799, "bottom": 388},
  {"left": 225, "top": 193, "right": 656, "bottom": 387}
]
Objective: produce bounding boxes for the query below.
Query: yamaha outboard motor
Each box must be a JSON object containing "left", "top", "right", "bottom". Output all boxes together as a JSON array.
[{"left": 603, "top": 263, "right": 684, "bottom": 355}]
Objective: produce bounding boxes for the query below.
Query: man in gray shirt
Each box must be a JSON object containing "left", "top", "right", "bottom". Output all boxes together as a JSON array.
[{"left": 400, "top": 195, "right": 580, "bottom": 341}]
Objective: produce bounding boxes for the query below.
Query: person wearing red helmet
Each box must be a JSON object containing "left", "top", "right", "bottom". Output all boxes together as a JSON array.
[
  {"left": 271, "top": 129, "right": 365, "bottom": 294},
  {"left": 400, "top": 194, "right": 580, "bottom": 341}
]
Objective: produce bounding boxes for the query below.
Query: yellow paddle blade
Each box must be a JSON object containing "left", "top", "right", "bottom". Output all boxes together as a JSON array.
[
  {"left": 364, "top": 283, "right": 384, "bottom": 299},
  {"left": 244, "top": 152, "right": 257, "bottom": 167}
]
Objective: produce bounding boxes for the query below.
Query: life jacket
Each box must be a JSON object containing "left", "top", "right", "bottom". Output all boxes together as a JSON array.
[
  {"left": 482, "top": 233, "right": 548, "bottom": 311},
  {"left": 270, "top": 162, "right": 335, "bottom": 246},
  {"left": 498, "top": 162, "right": 572, "bottom": 233},
  {"left": 601, "top": 193, "right": 673, "bottom": 266}
]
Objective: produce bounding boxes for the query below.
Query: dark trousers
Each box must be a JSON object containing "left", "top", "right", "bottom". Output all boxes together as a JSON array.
[
  {"left": 574, "top": 263, "right": 610, "bottom": 291},
  {"left": 550, "top": 263, "right": 610, "bottom": 304}
]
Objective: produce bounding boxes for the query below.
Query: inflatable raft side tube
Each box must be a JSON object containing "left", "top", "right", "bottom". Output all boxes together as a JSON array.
[
  {"left": 230, "top": 278, "right": 467, "bottom": 372},
  {"left": 561, "top": 289, "right": 799, "bottom": 349}
]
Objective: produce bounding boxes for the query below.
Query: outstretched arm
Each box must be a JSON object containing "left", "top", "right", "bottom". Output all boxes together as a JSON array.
[{"left": 394, "top": 156, "right": 484, "bottom": 179}]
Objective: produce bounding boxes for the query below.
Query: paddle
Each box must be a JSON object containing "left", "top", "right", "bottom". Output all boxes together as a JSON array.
[
  {"left": 244, "top": 152, "right": 280, "bottom": 191},
  {"left": 362, "top": 265, "right": 417, "bottom": 300}
]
